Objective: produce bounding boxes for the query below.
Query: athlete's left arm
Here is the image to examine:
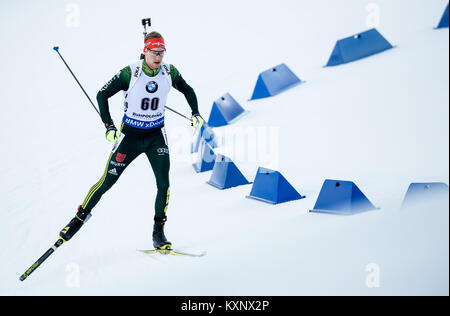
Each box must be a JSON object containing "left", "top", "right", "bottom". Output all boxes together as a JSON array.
[{"left": 170, "top": 65, "right": 200, "bottom": 116}]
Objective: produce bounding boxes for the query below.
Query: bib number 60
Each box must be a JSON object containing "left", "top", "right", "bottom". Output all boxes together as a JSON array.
[{"left": 141, "top": 98, "right": 159, "bottom": 111}]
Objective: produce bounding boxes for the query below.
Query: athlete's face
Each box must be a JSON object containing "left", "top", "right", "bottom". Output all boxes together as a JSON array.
[{"left": 145, "top": 48, "right": 165, "bottom": 70}]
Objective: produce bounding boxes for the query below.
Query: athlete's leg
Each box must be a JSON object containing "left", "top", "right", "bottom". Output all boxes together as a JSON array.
[
  {"left": 60, "top": 133, "right": 143, "bottom": 242},
  {"left": 81, "top": 134, "right": 143, "bottom": 211},
  {"left": 145, "top": 128, "right": 171, "bottom": 248},
  {"left": 144, "top": 128, "right": 171, "bottom": 221}
]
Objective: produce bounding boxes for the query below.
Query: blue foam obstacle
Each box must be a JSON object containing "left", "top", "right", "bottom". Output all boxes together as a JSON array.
[
  {"left": 246, "top": 167, "right": 305, "bottom": 204},
  {"left": 206, "top": 155, "right": 251, "bottom": 190},
  {"left": 192, "top": 139, "right": 217, "bottom": 173},
  {"left": 310, "top": 180, "right": 378, "bottom": 215},
  {"left": 191, "top": 130, "right": 203, "bottom": 154},
  {"left": 208, "top": 93, "right": 246, "bottom": 127},
  {"left": 191, "top": 123, "right": 217, "bottom": 154},
  {"left": 401, "top": 182, "right": 449, "bottom": 209},
  {"left": 250, "top": 64, "right": 303, "bottom": 100},
  {"left": 326, "top": 28, "right": 394, "bottom": 67},
  {"left": 436, "top": 4, "right": 449, "bottom": 29}
]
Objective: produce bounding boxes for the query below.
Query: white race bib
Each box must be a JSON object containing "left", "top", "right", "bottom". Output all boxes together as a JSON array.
[{"left": 122, "top": 61, "right": 172, "bottom": 129}]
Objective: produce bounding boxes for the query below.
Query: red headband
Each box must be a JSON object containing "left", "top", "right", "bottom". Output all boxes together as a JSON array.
[{"left": 144, "top": 38, "right": 166, "bottom": 52}]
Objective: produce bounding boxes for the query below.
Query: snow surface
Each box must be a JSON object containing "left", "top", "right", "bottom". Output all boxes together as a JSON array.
[{"left": 0, "top": 0, "right": 448, "bottom": 296}]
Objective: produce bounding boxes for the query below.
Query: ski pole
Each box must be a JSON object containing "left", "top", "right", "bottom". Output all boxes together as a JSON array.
[
  {"left": 53, "top": 46, "right": 101, "bottom": 118},
  {"left": 19, "top": 238, "right": 65, "bottom": 281},
  {"left": 165, "top": 107, "right": 192, "bottom": 122}
]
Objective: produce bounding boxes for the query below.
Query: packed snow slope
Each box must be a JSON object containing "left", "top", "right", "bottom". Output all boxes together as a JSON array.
[{"left": 0, "top": 0, "right": 448, "bottom": 295}]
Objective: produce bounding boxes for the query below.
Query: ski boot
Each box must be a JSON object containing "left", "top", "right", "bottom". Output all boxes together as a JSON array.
[
  {"left": 59, "top": 205, "right": 91, "bottom": 242},
  {"left": 152, "top": 217, "right": 172, "bottom": 250}
]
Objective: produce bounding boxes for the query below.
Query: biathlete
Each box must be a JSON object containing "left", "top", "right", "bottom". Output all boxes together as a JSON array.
[{"left": 59, "top": 31, "right": 204, "bottom": 249}]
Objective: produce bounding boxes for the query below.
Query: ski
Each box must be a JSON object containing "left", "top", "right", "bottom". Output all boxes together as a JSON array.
[
  {"left": 19, "top": 237, "right": 65, "bottom": 281},
  {"left": 138, "top": 248, "right": 206, "bottom": 257}
]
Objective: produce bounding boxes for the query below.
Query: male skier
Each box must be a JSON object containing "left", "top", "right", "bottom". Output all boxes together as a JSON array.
[{"left": 58, "top": 31, "right": 204, "bottom": 249}]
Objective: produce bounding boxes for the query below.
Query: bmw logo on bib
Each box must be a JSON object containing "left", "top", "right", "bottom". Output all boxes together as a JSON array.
[{"left": 146, "top": 81, "right": 158, "bottom": 93}]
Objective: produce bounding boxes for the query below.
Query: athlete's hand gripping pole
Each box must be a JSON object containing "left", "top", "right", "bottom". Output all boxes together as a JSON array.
[{"left": 191, "top": 114, "right": 205, "bottom": 130}]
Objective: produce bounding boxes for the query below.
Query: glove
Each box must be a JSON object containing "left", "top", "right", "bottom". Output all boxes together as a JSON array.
[
  {"left": 105, "top": 122, "right": 120, "bottom": 143},
  {"left": 191, "top": 114, "right": 204, "bottom": 130}
]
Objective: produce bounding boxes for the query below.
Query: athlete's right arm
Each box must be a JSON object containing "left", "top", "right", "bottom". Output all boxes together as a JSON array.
[{"left": 97, "top": 66, "right": 132, "bottom": 126}]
